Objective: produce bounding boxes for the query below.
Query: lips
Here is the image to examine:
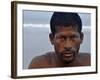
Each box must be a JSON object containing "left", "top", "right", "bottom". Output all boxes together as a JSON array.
[
  {"left": 64, "top": 53, "right": 73, "bottom": 57},
  {"left": 62, "top": 52, "right": 73, "bottom": 57}
]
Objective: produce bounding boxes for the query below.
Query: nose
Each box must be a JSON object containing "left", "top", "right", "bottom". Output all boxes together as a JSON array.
[{"left": 64, "top": 38, "right": 72, "bottom": 50}]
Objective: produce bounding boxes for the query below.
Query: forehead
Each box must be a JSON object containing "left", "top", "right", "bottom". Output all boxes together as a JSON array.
[{"left": 55, "top": 26, "right": 79, "bottom": 34}]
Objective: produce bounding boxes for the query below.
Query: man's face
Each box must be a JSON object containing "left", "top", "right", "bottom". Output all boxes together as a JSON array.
[{"left": 49, "top": 26, "right": 83, "bottom": 63}]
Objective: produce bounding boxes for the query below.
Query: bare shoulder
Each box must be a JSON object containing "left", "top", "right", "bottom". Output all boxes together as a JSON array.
[
  {"left": 79, "top": 53, "right": 90, "bottom": 59},
  {"left": 79, "top": 53, "right": 90, "bottom": 57},
  {"left": 28, "top": 52, "right": 53, "bottom": 69},
  {"left": 78, "top": 53, "right": 91, "bottom": 66}
]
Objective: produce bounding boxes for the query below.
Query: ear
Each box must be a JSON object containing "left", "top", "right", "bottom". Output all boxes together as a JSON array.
[
  {"left": 49, "top": 33, "right": 54, "bottom": 45},
  {"left": 80, "top": 32, "right": 84, "bottom": 44}
]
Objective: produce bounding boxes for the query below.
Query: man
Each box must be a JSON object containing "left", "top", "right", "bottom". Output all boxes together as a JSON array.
[{"left": 28, "top": 12, "right": 90, "bottom": 69}]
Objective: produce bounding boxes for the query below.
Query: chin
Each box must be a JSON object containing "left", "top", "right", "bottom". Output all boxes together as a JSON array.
[{"left": 63, "top": 58, "right": 75, "bottom": 63}]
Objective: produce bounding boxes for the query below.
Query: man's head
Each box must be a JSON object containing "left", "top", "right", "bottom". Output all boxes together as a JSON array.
[{"left": 49, "top": 12, "right": 84, "bottom": 63}]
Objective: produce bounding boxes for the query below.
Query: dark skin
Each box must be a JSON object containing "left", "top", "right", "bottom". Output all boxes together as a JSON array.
[
  {"left": 28, "top": 25, "right": 90, "bottom": 68},
  {"left": 49, "top": 26, "right": 84, "bottom": 66}
]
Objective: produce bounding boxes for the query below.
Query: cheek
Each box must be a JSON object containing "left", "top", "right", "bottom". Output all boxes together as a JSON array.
[
  {"left": 73, "top": 39, "right": 82, "bottom": 49},
  {"left": 54, "top": 40, "right": 65, "bottom": 52}
]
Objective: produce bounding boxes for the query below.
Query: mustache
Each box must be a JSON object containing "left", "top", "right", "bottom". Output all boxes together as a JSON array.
[{"left": 62, "top": 48, "right": 77, "bottom": 53}]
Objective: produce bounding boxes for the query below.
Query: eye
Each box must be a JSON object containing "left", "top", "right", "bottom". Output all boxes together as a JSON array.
[
  {"left": 56, "top": 36, "right": 65, "bottom": 41},
  {"left": 70, "top": 35, "right": 79, "bottom": 40}
]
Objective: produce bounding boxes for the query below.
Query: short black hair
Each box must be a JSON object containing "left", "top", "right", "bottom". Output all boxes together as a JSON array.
[{"left": 50, "top": 12, "right": 82, "bottom": 34}]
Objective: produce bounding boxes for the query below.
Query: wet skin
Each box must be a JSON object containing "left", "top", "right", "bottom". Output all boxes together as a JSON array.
[{"left": 49, "top": 26, "right": 83, "bottom": 64}]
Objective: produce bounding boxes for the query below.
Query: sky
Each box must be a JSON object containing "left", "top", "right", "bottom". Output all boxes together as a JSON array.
[{"left": 23, "top": 10, "right": 91, "bottom": 26}]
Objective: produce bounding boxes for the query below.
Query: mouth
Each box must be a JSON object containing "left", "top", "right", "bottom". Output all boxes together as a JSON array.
[
  {"left": 61, "top": 51, "right": 74, "bottom": 58},
  {"left": 61, "top": 52, "right": 74, "bottom": 62},
  {"left": 62, "top": 52, "right": 74, "bottom": 61},
  {"left": 64, "top": 53, "right": 73, "bottom": 57}
]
